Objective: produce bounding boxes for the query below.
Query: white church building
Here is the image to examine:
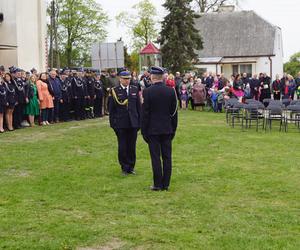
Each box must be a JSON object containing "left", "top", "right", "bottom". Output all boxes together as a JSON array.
[
  {"left": 194, "top": 6, "right": 284, "bottom": 79},
  {"left": 0, "top": 0, "right": 47, "bottom": 72}
]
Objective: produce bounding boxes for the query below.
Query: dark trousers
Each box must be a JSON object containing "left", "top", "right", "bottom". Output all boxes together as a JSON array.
[
  {"left": 115, "top": 128, "right": 138, "bottom": 173},
  {"left": 59, "top": 101, "right": 70, "bottom": 121},
  {"left": 41, "top": 108, "right": 49, "bottom": 122},
  {"left": 148, "top": 134, "right": 172, "bottom": 188},
  {"left": 85, "top": 98, "right": 94, "bottom": 118},
  {"left": 13, "top": 103, "right": 25, "bottom": 128},
  {"left": 274, "top": 92, "right": 281, "bottom": 100},
  {"left": 94, "top": 97, "right": 103, "bottom": 117},
  {"left": 49, "top": 98, "right": 60, "bottom": 122},
  {"left": 74, "top": 98, "right": 85, "bottom": 120},
  {"left": 189, "top": 97, "right": 194, "bottom": 110}
]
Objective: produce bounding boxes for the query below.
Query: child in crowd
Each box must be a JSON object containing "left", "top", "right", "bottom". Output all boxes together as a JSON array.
[
  {"left": 210, "top": 87, "right": 219, "bottom": 112},
  {"left": 180, "top": 82, "right": 189, "bottom": 110}
]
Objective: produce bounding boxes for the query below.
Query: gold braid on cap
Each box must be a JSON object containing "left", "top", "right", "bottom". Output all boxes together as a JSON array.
[{"left": 111, "top": 88, "right": 128, "bottom": 106}]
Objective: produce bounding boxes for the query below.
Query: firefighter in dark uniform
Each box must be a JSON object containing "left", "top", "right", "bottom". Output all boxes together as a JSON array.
[
  {"left": 13, "top": 68, "right": 29, "bottom": 129},
  {"left": 108, "top": 70, "right": 141, "bottom": 175},
  {"left": 84, "top": 70, "right": 96, "bottom": 118},
  {"left": 94, "top": 73, "right": 104, "bottom": 118},
  {"left": 71, "top": 70, "right": 86, "bottom": 120},
  {"left": 60, "top": 70, "right": 72, "bottom": 121},
  {"left": 141, "top": 66, "right": 178, "bottom": 191}
]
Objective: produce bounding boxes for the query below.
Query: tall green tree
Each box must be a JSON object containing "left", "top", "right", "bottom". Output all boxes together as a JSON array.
[
  {"left": 47, "top": 0, "right": 108, "bottom": 68},
  {"left": 284, "top": 52, "right": 300, "bottom": 77},
  {"left": 160, "top": 0, "right": 203, "bottom": 73},
  {"left": 116, "top": 0, "right": 158, "bottom": 51}
]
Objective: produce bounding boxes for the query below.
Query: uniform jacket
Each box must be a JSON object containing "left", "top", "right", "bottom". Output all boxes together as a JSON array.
[
  {"left": 84, "top": 76, "right": 96, "bottom": 98},
  {"left": 141, "top": 82, "right": 178, "bottom": 136},
  {"left": 14, "top": 78, "right": 28, "bottom": 104},
  {"left": 48, "top": 76, "right": 62, "bottom": 99},
  {"left": 109, "top": 84, "right": 141, "bottom": 129},
  {"left": 0, "top": 83, "right": 7, "bottom": 106},
  {"left": 4, "top": 80, "right": 17, "bottom": 105},
  {"left": 71, "top": 77, "right": 85, "bottom": 98}
]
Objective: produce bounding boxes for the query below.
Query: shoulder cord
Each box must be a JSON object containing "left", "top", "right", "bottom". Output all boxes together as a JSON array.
[
  {"left": 94, "top": 81, "right": 102, "bottom": 90},
  {"left": 111, "top": 88, "right": 128, "bottom": 106},
  {"left": 14, "top": 80, "right": 24, "bottom": 91},
  {"left": 171, "top": 87, "right": 178, "bottom": 117},
  {"left": 74, "top": 78, "right": 83, "bottom": 88},
  {"left": 5, "top": 82, "right": 15, "bottom": 93},
  {"left": 0, "top": 85, "right": 6, "bottom": 96}
]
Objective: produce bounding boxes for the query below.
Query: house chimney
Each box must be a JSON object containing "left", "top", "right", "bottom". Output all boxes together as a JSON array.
[{"left": 217, "top": 5, "right": 235, "bottom": 13}]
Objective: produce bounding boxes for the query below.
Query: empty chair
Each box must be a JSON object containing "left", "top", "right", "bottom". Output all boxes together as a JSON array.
[
  {"left": 225, "top": 98, "right": 239, "bottom": 124},
  {"left": 265, "top": 105, "right": 284, "bottom": 131},
  {"left": 263, "top": 98, "right": 272, "bottom": 107},
  {"left": 230, "top": 102, "right": 245, "bottom": 128},
  {"left": 282, "top": 98, "right": 291, "bottom": 107},
  {"left": 242, "top": 103, "right": 264, "bottom": 131},
  {"left": 284, "top": 105, "right": 300, "bottom": 132}
]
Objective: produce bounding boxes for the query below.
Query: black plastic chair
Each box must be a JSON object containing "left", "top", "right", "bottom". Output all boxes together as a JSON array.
[
  {"left": 242, "top": 104, "right": 265, "bottom": 131},
  {"left": 263, "top": 98, "right": 272, "bottom": 107},
  {"left": 284, "top": 105, "right": 300, "bottom": 132},
  {"left": 225, "top": 98, "right": 239, "bottom": 124},
  {"left": 282, "top": 98, "right": 291, "bottom": 107},
  {"left": 230, "top": 102, "right": 245, "bottom": 128},
  {"left": 265, "top": 105, "right": 284, "bottom": 131}
]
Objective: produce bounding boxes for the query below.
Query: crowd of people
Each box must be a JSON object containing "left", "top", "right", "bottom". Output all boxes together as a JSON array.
[
  {"left": 1, "top": 63, "right": 300, "bottom": 134},
  {"left": 153, "top": 71, "right": 300, "bottom": 112},
  {"left": 0, "top": 66, "right": 111, "bottom": 133}
]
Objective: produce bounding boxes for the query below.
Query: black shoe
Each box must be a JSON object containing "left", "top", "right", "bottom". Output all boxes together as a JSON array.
[
  {"left": 121, "top": 171, "right": 129, "bottom": 176},
  {"left": 128, "top": 170, "right": 136, "bottom": 175},
  {"left": 162, "top": 187, "right": 169, "bottom": 191},
  {"left": 150, "top": 186, "right": 162, "bottom": 191}
]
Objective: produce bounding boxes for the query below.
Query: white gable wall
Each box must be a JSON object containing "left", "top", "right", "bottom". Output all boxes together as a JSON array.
[
  {"left": 0, "top": 0, "right": 47, "bottom": 72},
  {"left": 271, "top": 27, "right": 284, "bottom": 78}
]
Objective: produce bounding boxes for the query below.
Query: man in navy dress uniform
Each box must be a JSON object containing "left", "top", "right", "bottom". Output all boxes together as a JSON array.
[
  {"left": 141, "top": 66, "right": 178, "bottom": 191},
  {"left": 109, "top": 70, "right": 141, "bottom": 175}
]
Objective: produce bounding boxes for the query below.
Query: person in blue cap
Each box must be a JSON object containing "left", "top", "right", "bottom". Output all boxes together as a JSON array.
[
  {"left": 108, "top": 69, "right": 141, "bottom": 175},
  {"left": 141, "top": 66, "right": 178, "bottom": 191}
]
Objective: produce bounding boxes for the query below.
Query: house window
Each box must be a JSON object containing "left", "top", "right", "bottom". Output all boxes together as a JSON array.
[
  {"left": 240, "top": 64, "right": 252, "bottom": 77},
  {"left": 232, "top": 65, "right": 238, "bottom": 75}
]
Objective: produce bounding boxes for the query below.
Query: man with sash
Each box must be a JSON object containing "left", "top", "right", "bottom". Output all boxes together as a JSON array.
[{"left": 108, "top": 70, "right": 141, "bottom": 175}]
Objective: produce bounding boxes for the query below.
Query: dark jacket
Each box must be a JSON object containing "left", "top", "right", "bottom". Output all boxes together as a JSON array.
[
  {"left": 94, "top": 80, "right": 103, "bottom": 98},
  {"left": 48, "top": 76, "right": 62, "bottom": 99},
  {"left": 108, "top": 84, "right": 141, "bottom": 129},
  {"left": 141, "top": 82, "right": 178, "bottom": 136},
  {"left": 14, "top": 78, "right": 27, "bottom": 104},
  {"left": 84, "top": 76, "right": 96, "bottom": 97},
  {"left": 61, "top": 80, "right": 72, "bottom": 102},
  {"left": 4, "top": 80, "right": 16, "bottom": 105},
  {"left": 72, "top": 77, "right": 85, "bottom": 98},
  {"left": 0, "top": 83, "right": 7, "bottom": 106}
]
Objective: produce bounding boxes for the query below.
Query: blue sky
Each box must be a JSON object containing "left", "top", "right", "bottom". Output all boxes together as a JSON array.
[{"left": 98, "top": 0, "right": 300, "bottom": 62}]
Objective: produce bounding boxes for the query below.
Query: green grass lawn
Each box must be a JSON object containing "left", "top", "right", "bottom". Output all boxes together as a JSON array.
[{"left": 0, "top": 111, "right": 299, "bottom": 250}]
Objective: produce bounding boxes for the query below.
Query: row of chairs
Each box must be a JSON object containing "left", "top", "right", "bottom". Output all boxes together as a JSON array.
[{"left": 225, "top": 98, "right": 300, "bottom": 132}]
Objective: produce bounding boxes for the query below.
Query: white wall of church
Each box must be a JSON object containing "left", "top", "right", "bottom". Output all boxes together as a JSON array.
[{"left": 0, "top": 0, "right": 47, "bottom": 72}]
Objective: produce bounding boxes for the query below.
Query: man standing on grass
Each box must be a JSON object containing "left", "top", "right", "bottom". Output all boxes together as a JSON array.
[
  {"left": 141, "top": 66, "right": 178, "bottom": 191},
  {"left": 108, "top": 70, "right": 141, "bottom": 176}
]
